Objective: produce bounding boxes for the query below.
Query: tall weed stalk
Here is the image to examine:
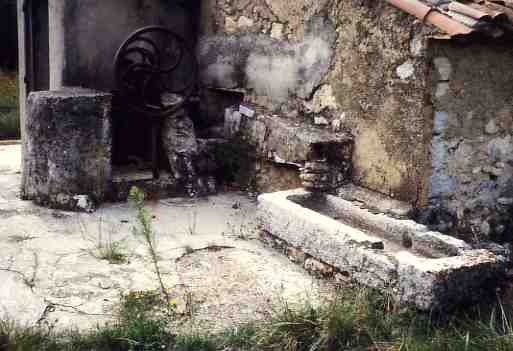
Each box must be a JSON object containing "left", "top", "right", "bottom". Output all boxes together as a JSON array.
[{"left": 128, "top": 186, "right": 173, "bottom": 314}]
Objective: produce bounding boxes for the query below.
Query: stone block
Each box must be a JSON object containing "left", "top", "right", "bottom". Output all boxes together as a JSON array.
[
  {"left": 255, "top": 160, "right": 302, "bottom": 194},
  {"left": 304, "top": 257, "right": 335, "bottom": 277},
  {"left": 396, "top": 250, "right": 501, "bottom": 310},
  {"left": 287, "top": 247, "right": 306, "bottom": 264},
  {"left": 245, "top": 114, "right": 353, "bottom": 167},
  {"left": 22, "top": 88, "right": 112, "bottom": 211},
  {"left": 224, "top": 106, "right": 353, "bottom": 166},
  {"left": 224, "top": 106, "right": 353, "bottom": 192}
]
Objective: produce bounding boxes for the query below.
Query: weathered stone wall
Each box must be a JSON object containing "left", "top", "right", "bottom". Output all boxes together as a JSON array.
[
  {"left": 198, "top": 1, "right": 513, "bottom": 242},
  {"left": 329, "top": 2, "right": 432, "bottom": 206},
  {"left": 425, "top": 41, "right": 513, "bottom": 242},
  {"left": 198, "top": 0, "right": 433, "bottom": 204}
]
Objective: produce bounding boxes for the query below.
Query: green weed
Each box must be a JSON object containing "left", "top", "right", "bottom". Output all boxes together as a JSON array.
[
  {"left": 80, "top": 218, "right": 128, "bottom": 265},
  {"left": 0, "top": 109, "right": 19, "bottom": 140},
  {"left": 174, "top": 334, "right": 216, "bottom": 351},
  {"left": 0, "top": 70, "right": 19, "bottom": 140},
  {"left": 128, "top": 187, "right": 174, "bottom": 316},
  {"left": 2, "top": 288, "right": 513, "bottom": 351}
]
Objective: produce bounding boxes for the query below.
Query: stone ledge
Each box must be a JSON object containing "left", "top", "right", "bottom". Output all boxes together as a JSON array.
[
  {"left": 0, "top": 140, "right": 21, "bottom": 146},
  {"left": 28, "top": 87, "right": 112, "bottom": 100},
  {"left": 228, "top": 110, "right": 353, "bottom": 166},
  {"left": 337, "top": 184, "right": 413, "bottom": 219},
  {"left": 247, "top": 115, "right": 353, "bottom": 166}
]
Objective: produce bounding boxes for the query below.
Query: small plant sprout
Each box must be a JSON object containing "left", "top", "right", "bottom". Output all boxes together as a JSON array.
[
  {"left": 128, "top": 186, "right": 174, "bottom": 316},
  {"left": 80, "top": 217, "right": 127, "bottom": 264}
]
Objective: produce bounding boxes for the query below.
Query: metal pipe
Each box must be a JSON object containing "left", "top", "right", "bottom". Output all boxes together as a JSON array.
[{"left": 385, "top": 0, "right": 474, "bottom": 37}]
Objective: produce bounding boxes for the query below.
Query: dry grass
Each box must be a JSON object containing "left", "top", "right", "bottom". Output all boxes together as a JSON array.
[{"left": 3, "top": 288, "right": 513, "bottom": 351}]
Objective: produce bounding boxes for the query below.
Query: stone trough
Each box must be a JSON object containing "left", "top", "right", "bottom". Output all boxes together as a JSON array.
[{"left": 257, "top": 186, "right": 507, "bottom": 310}]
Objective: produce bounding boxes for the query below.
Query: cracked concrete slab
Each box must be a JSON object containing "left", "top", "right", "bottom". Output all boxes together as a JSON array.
[
  {"left": 0, "top": 144, "right": 333, "bottom": 331},
  {"left": 0, "top": 271, "right": 46, "bottom": 326}
]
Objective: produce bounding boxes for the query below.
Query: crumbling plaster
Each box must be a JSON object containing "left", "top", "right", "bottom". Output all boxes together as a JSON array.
[
  {"left": 329, "top": 2, "right": 433, "bottom": 206},
  {"left": 199, "top": 0, "right": 433, "bottom": 204}
]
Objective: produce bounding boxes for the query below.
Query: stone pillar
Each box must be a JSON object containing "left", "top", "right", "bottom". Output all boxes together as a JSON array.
[
  {"left": 17, "top": 0, "right": 27, "bottom": 188},
  {"left": 22, "top": 88, "right": 112, "bottom": 211},
  {"left": 48, "top": 0, "right": 65, "bottom": 89}
]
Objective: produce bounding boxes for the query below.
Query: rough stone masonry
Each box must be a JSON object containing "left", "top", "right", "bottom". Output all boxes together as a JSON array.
[{"left": 198, "top": 0, "right": 513, "bottom": 242}]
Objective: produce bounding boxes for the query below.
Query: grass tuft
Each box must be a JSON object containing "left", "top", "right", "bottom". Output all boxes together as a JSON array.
[
  {"left": 0, "top": 319, "right": 59, "bottom": 351},
  {"left": 80, "top": 218, "right": 128, "bottom": 265},
  {"left": 3, "top": 285, "right": 513, "bottom": 351},
  {"left": 174, "top": 334, "right": 216, "bottom": 351},
  {"left": 95, "top": 240, "right": 128, "bottom": 265},
  {"left": 218, "top": 324, "right": 258, "bottom": 350}
]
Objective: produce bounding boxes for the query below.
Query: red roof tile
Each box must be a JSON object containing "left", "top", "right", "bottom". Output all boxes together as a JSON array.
[{"left": 385, "top": 0, "right": 513, "bottom": 38}]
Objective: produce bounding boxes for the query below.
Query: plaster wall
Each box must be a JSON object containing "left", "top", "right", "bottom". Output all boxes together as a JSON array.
[
  {"left": 330, "top": 2, "right": 432, "bottom": 206},
  {"left": 49, "top": 0, "right": 199, "bottom": 91},
  {"left": 198, "top": 0, "right": 432, "bottom": 204}
]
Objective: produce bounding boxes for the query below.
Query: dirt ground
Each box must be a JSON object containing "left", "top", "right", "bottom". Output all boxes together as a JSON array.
[{"left": 0, "top": 143, "right": 334, "bottom": 332}]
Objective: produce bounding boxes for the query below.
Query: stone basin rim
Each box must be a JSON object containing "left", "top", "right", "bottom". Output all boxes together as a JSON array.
[{"left": 257, "top": 188, "right": 506, "bottom": 310}]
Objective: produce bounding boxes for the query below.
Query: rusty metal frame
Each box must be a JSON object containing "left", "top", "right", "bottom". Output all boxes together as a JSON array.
[{"left": 114, "top": 25, "right": 198, "bottom": 179}]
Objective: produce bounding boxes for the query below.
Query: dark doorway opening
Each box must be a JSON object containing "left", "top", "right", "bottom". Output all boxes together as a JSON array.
[
  {"left": 0, "top": 0, "right": 20, "bottom": 140},
  {"left": 24, "top": 0, "right": 50, "bottom": 93},
  {"left": 0, "top": 0, "right": 18, "bottom": 71},
  {"left": 111, "top": 0, "right": 202, "bottom": 179}
]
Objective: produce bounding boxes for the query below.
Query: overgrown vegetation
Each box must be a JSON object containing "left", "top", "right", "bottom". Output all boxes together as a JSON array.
[
  {"left": 3, "top": 286, "right": 513, "bottom": 350},
  {"left": 209, "top": 135, "right": 256, "bottom": 190},
  {"left": 0, "top": 291, "right": 174, "bottom": 351},
  {"left": 0, "top": 70, "right": 19, "bottom": 140}
]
